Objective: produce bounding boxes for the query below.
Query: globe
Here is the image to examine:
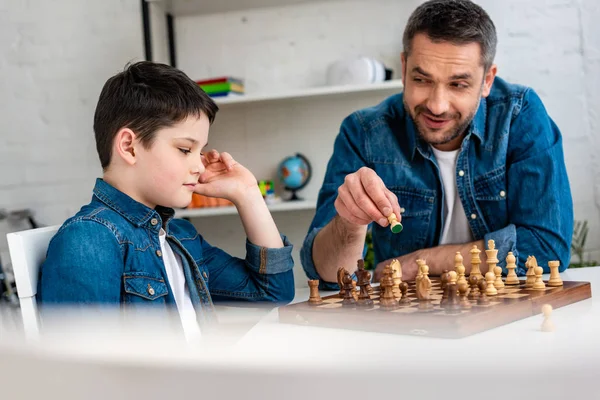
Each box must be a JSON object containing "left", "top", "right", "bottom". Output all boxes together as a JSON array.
[{"left": 277, "top": 153, "right": 312, "bottom": 200}]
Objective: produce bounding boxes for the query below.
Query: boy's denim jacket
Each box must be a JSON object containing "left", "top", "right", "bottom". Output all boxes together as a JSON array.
[
  {"left": 38, "top": 178, "right": 295, "bottom": 327},
  {"left": 301, "top": 77, "right": 573, "bottom": 289}
]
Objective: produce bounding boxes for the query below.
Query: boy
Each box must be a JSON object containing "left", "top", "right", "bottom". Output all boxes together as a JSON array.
[{"left": 38, "top": 61, "right": 295, "bottom": 338}]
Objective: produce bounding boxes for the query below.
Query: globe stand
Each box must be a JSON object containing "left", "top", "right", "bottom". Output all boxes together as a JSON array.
[{"left": 286, "top": 187, "right": 303, "bottom": 201}]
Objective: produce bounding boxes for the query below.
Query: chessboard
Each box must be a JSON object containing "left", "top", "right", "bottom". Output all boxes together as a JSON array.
[{"left": 278, "top": 278, "right": 591, "bottom": 339}]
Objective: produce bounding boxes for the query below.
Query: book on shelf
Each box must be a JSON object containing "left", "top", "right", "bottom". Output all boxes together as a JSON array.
[
  {"left": 200, "top": 81, "right": 244, "bottom": 95},
  {"left": 195, "top": 76, "right": 244, "bottom": 86}
]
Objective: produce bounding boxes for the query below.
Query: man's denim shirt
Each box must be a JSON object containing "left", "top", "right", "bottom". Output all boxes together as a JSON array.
[
  {"left": 38, "top": 178, "right": 295, "bottom": 327},
  {"left": 301, "top": 77, "right": 573, "bottom": 289}
]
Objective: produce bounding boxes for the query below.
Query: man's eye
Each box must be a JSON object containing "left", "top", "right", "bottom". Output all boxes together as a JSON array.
[
  {"left": 179, "top": 148, "right": 191, "bottom": 154},
  {"left": 451, "top": 83, "right": 468, "bottom": 89}
]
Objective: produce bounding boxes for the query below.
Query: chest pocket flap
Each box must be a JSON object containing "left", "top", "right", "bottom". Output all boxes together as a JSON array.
[{"left": 123, "top": 274, "right": 168, "bottom": 301}]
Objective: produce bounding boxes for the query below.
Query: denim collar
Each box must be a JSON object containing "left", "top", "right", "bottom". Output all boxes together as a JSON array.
[
  {"left": 405, "top": 96, "right": 487, "bottom": 161},
  {"left": 92, "top": 178, "right": 175, "bottom": 228}
]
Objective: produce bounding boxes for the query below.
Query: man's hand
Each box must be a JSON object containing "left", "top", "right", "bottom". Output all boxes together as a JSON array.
[
  {"left": 335, "top": 167, "right": 403, "bottom": 229},
  {"left": 373, "top": 250, "right": 424, "bottom": 282}
]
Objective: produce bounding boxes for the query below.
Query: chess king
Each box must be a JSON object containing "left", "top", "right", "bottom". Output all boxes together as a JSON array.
[{"left": 301, "top": 0, "right": 573, "bottom": 289}]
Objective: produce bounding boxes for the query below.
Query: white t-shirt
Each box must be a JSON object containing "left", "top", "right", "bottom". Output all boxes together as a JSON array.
[
  {"left": 430, "top": 147, "right": 474, "bottom": 245},
  {"left": 159, "top": 228, "right": 202, "bottom": 341}
]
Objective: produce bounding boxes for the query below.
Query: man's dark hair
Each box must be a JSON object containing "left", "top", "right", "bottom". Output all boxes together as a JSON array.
[
  {"left": 93, "top": 61, "right": 218, "bottom": 170},
  {"left": 402, "top": 0, "right": 497, "bottom": 70}
]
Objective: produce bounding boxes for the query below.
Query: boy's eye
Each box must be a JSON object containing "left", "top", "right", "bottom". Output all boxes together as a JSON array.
[{"left": 179, "top": 148, "right": 191, "bottom": 155}]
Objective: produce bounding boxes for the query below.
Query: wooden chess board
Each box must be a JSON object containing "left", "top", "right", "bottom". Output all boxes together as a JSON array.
[{"left": 278, "top": 279, "right": 592, "bottom": 338}]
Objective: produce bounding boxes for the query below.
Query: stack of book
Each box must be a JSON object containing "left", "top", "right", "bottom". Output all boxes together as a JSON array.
[{"left": 196, "top": 76, "right": 244, "bottom": 98}]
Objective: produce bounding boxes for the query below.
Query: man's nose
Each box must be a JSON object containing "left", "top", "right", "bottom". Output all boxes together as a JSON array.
[{"left": 426, "top": 86, "right": 450, "bottom": 116}]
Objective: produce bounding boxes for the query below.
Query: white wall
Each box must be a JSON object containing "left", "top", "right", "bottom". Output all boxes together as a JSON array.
[
  {"left": 175, "top": 0, "right": 600, "bottom": 285},
  {"left": 0, "top": 0, "right": 144, "bottom": 269}
]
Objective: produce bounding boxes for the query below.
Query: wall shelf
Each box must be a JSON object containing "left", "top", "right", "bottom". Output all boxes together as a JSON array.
[
  {"left": 168, "top": 0, "right": 351, "bottom": 17},
  {"left": 213, "top": 80, "right": 404, "bottom": 107},
  {"left": 175, "top": 199, "right": 317, "bottom": 218}
]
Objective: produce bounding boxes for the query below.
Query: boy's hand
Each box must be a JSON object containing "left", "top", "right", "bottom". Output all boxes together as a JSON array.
[{"left": 193, "top": 150, "right": 258, "bottom": 203}]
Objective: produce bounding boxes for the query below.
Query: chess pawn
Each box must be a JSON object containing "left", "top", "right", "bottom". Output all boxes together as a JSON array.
[
  {"left": 494, "top": 266, "right": 505, "bottom": 290},
  {"left": 533, "top": 266, "right": 546, "bottom": 290},
  {"left": 485, "top": 271, "right": 497, "bottom": 296},
  {"left": 441, "top": 269, "right": 450, "bottom": 291},
  {"left": 445, "top": 283, "right": 462, "bottom": 314},
  {"left": 387, "top": 212, "right": 403, "bottom": 233},
  {"left": 505, "top": 252, "right": 520, "bottom": 285},
  {"left": 477, "top": 279, "right": 490, "bottom": 305},
  {"left": 548, "top": 261, "right": 563, "bottom": 287},
  {"left": 308, "top": 279, "right": 323, "bottom": 306},
  {"left": 399, "top": 281, "right": 411, "bottom": 306},
  {"left": 468, "top": 275, "right": 480, "bottom": 299},
  {"left": 458, "top": 281, "right": 471, "bottom": 309},
  {"left": 541, "top": 304, "right": 555, "bottom": 332},
  {"left": 342, "top": 272, "right": 357, "bottom": 306},
  {"left": 469, "top": 245, "right": 483, "bottom": 280},
  {"left": 379, "top": 267, "right": 399, "bottom": 310}
]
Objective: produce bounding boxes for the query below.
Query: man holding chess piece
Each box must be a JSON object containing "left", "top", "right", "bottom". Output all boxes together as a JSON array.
[{"left": 301, "top": 0, "right": 572, "bottom": 289}]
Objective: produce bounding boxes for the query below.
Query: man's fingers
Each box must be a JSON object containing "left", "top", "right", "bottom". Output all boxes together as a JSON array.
[
  {"left": 334, "top": 195, "right": 371, "bottom": 225},
  {"left": 384, "top": 190, "right": 402, "bottom": 223},
  {"left": 357, "top": 167, "right": 394, "bottom": 222}
]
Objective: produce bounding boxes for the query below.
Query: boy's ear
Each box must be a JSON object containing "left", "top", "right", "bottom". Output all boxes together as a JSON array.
[{"left": 114, "top": 128, "right": 138, "bottom": 166}]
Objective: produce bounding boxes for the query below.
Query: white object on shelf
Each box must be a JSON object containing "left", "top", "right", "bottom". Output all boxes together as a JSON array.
[
  {"left": 213, "top": 80, "right": 404, "bottom": 107},
  {"left": 175, "top": 199, "right": 317, "bottom": 218}
]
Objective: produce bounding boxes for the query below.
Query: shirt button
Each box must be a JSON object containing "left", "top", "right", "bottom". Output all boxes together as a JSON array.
[
  {"left": 147, "top": 285, "right": 155, "bottom": 296},
  {"left": 458, "top": 170, "right": 465, "bottom": 177},
  {"left": 203, "top": 272, "right": 208, "bottom": 279},
  {"left": 500, "top": 190, "right": 506, "bottom": 197},
  {"left": 156, "top": 250, "right": 162, "bottom": 257},
  {"left": 471, "top": 214, "right": 477, "bottom": 220},
  {"left": 400, "top": 207, "right": 406, "bottom": 213},
  {"left": 150, "top": 218, "right": 158, "bottom": 226}
]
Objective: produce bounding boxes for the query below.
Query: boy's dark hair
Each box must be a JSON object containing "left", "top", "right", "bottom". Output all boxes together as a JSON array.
[
  {"left": 93, "top": 61, "right": 218, "bottom": 170},
  {"left": 403, "top": 0, "right": 497, "bottom": 70}
]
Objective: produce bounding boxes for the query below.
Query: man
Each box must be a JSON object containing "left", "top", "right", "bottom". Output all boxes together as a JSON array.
[{"left": 300, "top": 0, "right": 573, "bottom": 288}]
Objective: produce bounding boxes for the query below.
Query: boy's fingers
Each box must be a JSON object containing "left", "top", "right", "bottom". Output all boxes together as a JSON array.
[{"left": 219, "top": 152, "right": 237, "bottom": 169}]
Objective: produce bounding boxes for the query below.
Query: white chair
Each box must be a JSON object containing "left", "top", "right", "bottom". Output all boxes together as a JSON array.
[{"left": 6, "top": 225, "right": 59, "bottom": 340}]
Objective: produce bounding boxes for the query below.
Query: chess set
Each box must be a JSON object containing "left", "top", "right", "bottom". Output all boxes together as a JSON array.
[{"left": 279, "top": 240, "right": 592, "bottom": 339}]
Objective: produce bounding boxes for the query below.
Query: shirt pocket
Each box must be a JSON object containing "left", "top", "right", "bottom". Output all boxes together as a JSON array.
[
  {"left": 123, "top": 273, "right": 169, "bottom": 303},
  {"left": 474, "top": 166, "right": 508, "bottom": 231},
  {"left": 374, "top": 186, "right": 435, "bottom": 254}
]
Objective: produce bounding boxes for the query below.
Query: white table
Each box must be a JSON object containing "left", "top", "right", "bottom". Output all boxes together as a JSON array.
[{"left": 1, "top": 267, "right": 599, "bottom": 400}]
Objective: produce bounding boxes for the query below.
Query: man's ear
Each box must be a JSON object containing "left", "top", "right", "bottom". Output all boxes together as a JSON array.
[
  {"left": 401, "top": 52, "right": 407, "bottom": 86},
  {"left": 113, "top": 128, "right": 138, "bottom": 166},
  {"left": 481, "top": 64, "right": 497, "bottom": 98}
]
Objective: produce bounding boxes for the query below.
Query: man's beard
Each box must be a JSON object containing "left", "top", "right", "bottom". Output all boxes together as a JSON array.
[{"left": 404, "top": 98, "right": 479, "bottom": 146}]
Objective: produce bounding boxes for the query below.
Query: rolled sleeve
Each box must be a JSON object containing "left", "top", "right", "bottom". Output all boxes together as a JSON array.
[
  {"left": 245, "top": 234, "right": 294, "bottom": 275},
  {"left": 484, "top": 224, "right": 526, "bottom": 276}
]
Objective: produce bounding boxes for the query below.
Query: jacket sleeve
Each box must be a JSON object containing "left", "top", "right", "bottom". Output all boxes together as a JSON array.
[
  {"left": 38, "top": 219, "right": 123, "bottom": 304},
  {"left": 201, "top": 233, "right": 295, "bottom": 305},
  {"left": 300, "top": 113, "right": 368, "bottom": 289},
  {"left": 488, "top": 88, "right": 574, "bottom": 275}
]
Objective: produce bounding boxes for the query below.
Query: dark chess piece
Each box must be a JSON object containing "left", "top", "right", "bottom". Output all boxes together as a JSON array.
[
  {"left": 342, "top": 271, "right": 357, "bottom": 307},
  {"left": 441, "top": 269, "right": 449, "bottom": 291},
  {"left": 357, "top": 270, "right": 374, "bottom": 308},
  {"left": 308, "top": 279, "right": 323, "bottom": 306},
  {"left": 458, "top": 281, "right": 471, "bottom": 309},
  {"left": 445, "top": 283, "right": 462, "bottom": 314},
  {"left": 379, "top": 266, "right": 399, "bottom": 311},
  {"left": 468, "top": 275, "right": 480, "bottom": 299},
  {"left": 399, "top": 281, "right": 411, "bottom": 306},
  {"left": 477, "top": 278, "right": 490, "bottom": 305}
]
